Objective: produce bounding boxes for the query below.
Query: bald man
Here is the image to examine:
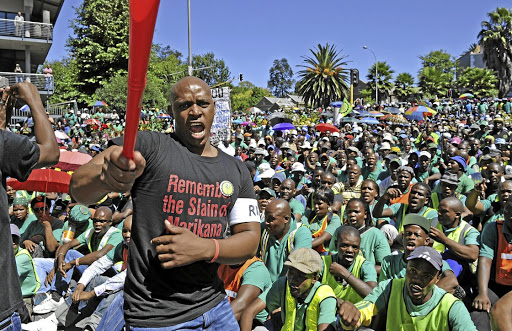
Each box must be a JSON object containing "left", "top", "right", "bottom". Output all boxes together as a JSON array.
[
  {"left": 430, "top": 197, "right": 479, "bottom": 284},
  {"left": 260, "top": 199, "right": 312, "bottom": 282},
  {"left": 32, "top": 205, "right": 123, "bottom": 315},
  {"left": 70, "top": 76, "right": 260, "bottom": 329}
]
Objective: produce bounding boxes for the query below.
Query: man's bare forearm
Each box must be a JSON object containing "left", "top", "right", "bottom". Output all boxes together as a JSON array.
[{"left": 70, "top": 162, "right": 110, "bottom": 205}]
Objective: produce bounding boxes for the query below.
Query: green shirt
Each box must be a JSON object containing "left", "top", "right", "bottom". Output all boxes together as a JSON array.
[
  {"left": 456, "top": 173, "right": 474, "bottom": 195},
  {"left": 360, "top": 279, "right": 477, "bottom": 331},
  {"left": 415, "top": 167, "right": 439, "bottom": 183},
  {"left": 17, "top": 213, "right": 37, "bottom": 236},
  {"left": 379, "top": 251, "right": 452, "bottom": 282},
  {"left": 260, "top": 277, "right": 337, "bottom": 331},
  {"left": 306, "top": 213, "right": 341, "bottom": 237},
  {"left": 442, "top": 224, "right": 480, "bottom": 246},
  {"left": 389, "top": 204, "right": 439, "bottom": 231},
  {"left": 15, "top": 248, "right": 39, "bottom": 297},
  {"left": 76, "top": 227, "right": 123, "bottom": 254},
  {"left": 242, "top": 260, "right": 272, "bottom": 323},
  {"left": 289, "top": 198, "right": 305, "bottom": 220},
  {"left": 260, "top": 220, "right": 313, "bottom": 283},
  {"left": 328, "top": 227, "right": 391, "bottom": 265}
]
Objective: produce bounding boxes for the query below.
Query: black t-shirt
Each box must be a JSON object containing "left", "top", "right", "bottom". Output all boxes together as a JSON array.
[
  {"left": 113, "top": 132, "right": 258, "bottom": 327},
  {"left": 0, "top": 131, "right": 40, "bottom": 320}
]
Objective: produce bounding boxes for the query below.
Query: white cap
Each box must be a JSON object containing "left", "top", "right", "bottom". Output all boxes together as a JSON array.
[
  {"left": 419, "top": 151, "right": 431, "bottom": 159},
  {"left": 258, "top": 139, "right": 265, "bottom": 146},
  {"left": 258, "top": 163, "right": 275, "bottom": 179},
  {"left": 331, "top": 132, "right": 340, "bottom": 137},
  {"left": 291, "top": 162, "right": 306, "bottom": 172},
  {"left": 383, "top": 133, "right": 394, "bottom": 142},
  {"left": 301, "top": 141, "right": 312, "bottom": 149}
]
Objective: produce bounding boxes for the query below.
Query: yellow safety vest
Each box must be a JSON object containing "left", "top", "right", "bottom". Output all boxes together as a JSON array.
[
  {"left": 283, "top": 282, "right": 335, "bottom": 331},
  {"left": 387, "top": 278, "right": 458, "bottom": 331},
  {"left": 321, "top": 254, "right": 365, "bottom": 304},
  {"left": 15, "top": 248, "right": 41, "bottom": 296},
  {"left": 432, "top": 220, "right": 473, "bottom": 253},
  {"left": 259, "top": 224, "right": 303, "bottom": 264},
  {"left": 85, "top": 227, "right": 120, "bottom": 253}
]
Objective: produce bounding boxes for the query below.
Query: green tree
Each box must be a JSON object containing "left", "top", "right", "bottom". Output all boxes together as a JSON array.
[
  {"left": 94, "top": 71, "right": 168, "bottom": 111},
  {"left": 394, "top": 72, "right": 415, "bottom": 102},
  {"left": 47, "top": 58, "right": 86, "bottom": 104},
  {"left": 478, "top": 7, "right": 512, "bottom": 97},
  {"left": 418, "top": 67, "right": 452, "bottom": 98},
  {"left": 456, "top": 67, "right": 498, "bottom": 98},
  {"left": 296, "top": 44, "right": 349, "bottom": 109},
  {"left": 418, "top": 50, "right": 457, "bottom": 98},
  {"left": 231, "top": 81, "right": 272, "bottom": 112},
  {"left": 191, "top": 52, "right": 231, "bottom": 86},
  {"left": 267, "top": 58, "right": 294, "bottom": 97},
  {"left": 366, "top": 61, "right": 395, "bottom": 102},
  {"left": 148, "top": 44, "right": 187, "bottom": 101},
  {"left": 67, "top": 0, "right": 130, "bottom": 97}
]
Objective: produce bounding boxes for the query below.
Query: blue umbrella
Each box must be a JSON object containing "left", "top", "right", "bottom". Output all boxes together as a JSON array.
[
  {"left": 360, "top": 117, "right": 379, "bottom": 125},
  {"left": 341, "top": 117, "right": 360, "bottom": 123},
  {"left": 330, "top": 101, "right": 343, "bottom": 107},
  {"left": 232, "top": 119, "right": 243, "bottom": 124},
  {"left": 384, "top": 107, "right": 401, "bottom": 114},
  {"left": 404, "top": 112, "right": 424, "bottom": 121},
  {"left": 272, "top": 123, "right": 295, "bottom": 131}
]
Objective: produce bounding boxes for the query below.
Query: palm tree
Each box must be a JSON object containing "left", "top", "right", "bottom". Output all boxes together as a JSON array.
[
  {"left": 366, "top": 62, "right": 394, "bottom": 103},
  {"left": 394, "top": 72, "right": 415, "bottom": 102},
  {"left": 296, "top": 44, "right": 349, "bottom": 109},
  {"left": 478, "top": 7, "right": 512, "bottom": 97},
  {"left": 456, "top": 67, "right": 498, "bottom": 98}
]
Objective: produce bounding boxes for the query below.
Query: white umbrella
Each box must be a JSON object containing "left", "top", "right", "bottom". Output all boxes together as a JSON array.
[{"left": 54, "top": 130, "right": 70, "bottom": 140}]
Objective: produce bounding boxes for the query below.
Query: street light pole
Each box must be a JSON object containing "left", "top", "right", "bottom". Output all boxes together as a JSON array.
[
  {"left": 187, "top": 0, "right": 193, "bottom": 76},
  {"left": 363, "top": 46, "right": 378, "bottom": 105}
]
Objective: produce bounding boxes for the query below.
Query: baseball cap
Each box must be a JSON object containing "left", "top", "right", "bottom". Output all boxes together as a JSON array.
[
  {"left": 495, "top": 138, "right": 506, "bottom": 145},
  {"left": 272, "top": 171, "right": 286, "bottom": 184},
  {"left": 291, "top": 162, "right": 306, "bottom": 173},
  {"left": 406, "top": 246, "right": 443, "bottom": 271},
  {"left": 403, "top": 214, "right": 431, "bottom": 233},
  {"left": 427, "top": 143, "right": 438, "bottom": 150},
  {"left": 301, "top": 141, "right": 312, "bottom": 150},
  {"left": 450, "top": 137, "right": 462, "bottom": 145},
  {"left": 254, "top": 148, "right": 266, "bottom": 155},
  {"left": 236, "top": 133, "right": 243, "bottom": 140},
  {"left": 450, "top": 156, "right": 467, "bottom": 170},
  {"left": 419, "top": 151, "right": 431, "bottom": 160},
  {"left": 281, "top": 142, "right": 291, "bottom": 149},
  {"left": 10, "top": 224, "right": 20, "bottom": 238},
  {"left": 284, "top": 247, "right": 323, "bottom": 275},
  {"left": 399, "top": 166, "right": 415, "bottom": 177},
  {"left": 258, "top": 188, "right": 276, "bottom": 199},
  {"left": 69, "top": 205, "right": 92, "bottom": 223},
  {"left": 440, "top": 173, "right": 459, "bottom": 186}
]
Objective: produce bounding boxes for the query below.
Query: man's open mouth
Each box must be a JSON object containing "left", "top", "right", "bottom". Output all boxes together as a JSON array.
[{"left": 189, "top": 123, "right": 205, "bottom": 139}]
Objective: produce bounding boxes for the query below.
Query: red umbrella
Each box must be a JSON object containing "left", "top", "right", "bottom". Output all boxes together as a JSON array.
[
  {"left": 84, "top": 118, "right": 101, "bottom": 126},
  {"left": 315, "top": 123, "right": 340, "bottom": 133},
  {"left": 54, "top": 150, "right": 92, "bottom": 171},
  {"left": 7, "top": 169, "right": 71, "bottom": 193}
]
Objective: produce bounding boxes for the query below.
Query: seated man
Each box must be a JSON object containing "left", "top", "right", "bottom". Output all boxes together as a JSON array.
[
  {"left": 240, "top": 248, "right": 336, "bottom": 331},
  {"left": 471, "top": 195, "right": 512, "bottom": 331},
  {"left": 32, "top": 206, "right": 122, "bottom": 314},
  {"left": 20, "top": 196, "right": 63, "bottom": 258},
  {"left": 321, "top": 225, "right": 377, "bottom": 305},
  {"left": 379, "top": 214, "right": 460, "bottom": 296},
  {"left": 218, "top": 256, "right": 271, "bottom": 327},
  {"left": 338, "top": 246, "right": 476, "bottom": 330},
  {"left": 430, "top": 197, "right": 479, "bottom": 284},
  {"left": 259, "top": 199, "right": 312, "bottom": 283},
  {"left": 12, "top": 224, "right": 40, "bottom": 318},
  {"left": 23, "top": 215, "right": 132, "bottom": 331}
]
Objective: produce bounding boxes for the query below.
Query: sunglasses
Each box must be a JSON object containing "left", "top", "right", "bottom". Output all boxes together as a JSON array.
[
  {"left": 33, "top": 207, "right": 48, "bottom": 213},
  {"left": 92, "top": 218, "right": 108, "bottom": 224}
]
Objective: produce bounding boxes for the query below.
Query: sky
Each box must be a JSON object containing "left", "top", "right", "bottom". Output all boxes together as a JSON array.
[{"left": 47, "top": 0, "right": 510, "bottom": 89}]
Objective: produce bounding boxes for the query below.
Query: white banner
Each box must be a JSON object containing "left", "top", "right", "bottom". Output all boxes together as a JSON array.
[{"left": 211, "top": 87, "right": 231, "bottom": 144}]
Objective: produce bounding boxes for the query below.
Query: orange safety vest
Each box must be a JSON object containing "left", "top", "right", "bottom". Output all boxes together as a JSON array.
[
  {"left": 308, "top": 212, "right": 332, "bottom": 254},
  {"left": 495, "top": 222, "right": 512, "bottom": 286},
  {"left": 389, "top": 183, "right": 413, "bottom": 205},
  {"left": 217, "top": 256, "right": 262, "bottom": 302}
]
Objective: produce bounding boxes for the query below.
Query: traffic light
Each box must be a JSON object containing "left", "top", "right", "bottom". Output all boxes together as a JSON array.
[
  {"left": 239, "top": 73, "right": 243, "bottom": 81},
  {"left": 447, "top": 89, "right": 452, "bottom": 98},
  {"left": 351, "top": 69, "right": 359, "bottom": 86}
]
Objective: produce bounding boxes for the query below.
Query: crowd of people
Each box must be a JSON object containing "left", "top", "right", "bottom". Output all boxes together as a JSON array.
[{"left": 3, "top": 77, "right": 512, "bottom": 331}]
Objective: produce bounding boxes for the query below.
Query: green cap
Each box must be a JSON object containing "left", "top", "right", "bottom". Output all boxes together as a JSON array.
[
  {"left": 403, "top": 214, "right": 431, "bottom": 233},
  {"left": 13, "top": 195, "right": 28, "bottom": 206},
  {"left": 69, "top": 205, "right": 91, "bottom": 223}
]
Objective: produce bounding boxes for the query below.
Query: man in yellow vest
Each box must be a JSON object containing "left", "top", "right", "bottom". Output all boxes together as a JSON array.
[
  {"left": 240, "top": 248, "right": 337, "bottom": 331},
  {"left": 320, "top": 226, "right": 377, "bottom": 305},
  {"left": 32, "top": 206, "right": 122, "bottom": 315},
  {"left": 338, "top": 246, "right": 477, "bottom": 330},
  {"left": 430, "top": 197, "right": 479, "bottom": 284}
]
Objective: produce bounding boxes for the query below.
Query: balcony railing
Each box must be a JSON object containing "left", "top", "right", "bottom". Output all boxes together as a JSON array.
[
  {"left": 0, "top": 72, "right": 54, "bottom": 93},
  {"left": 0, "top": 18, "right": 53, "bottom": 41}
]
